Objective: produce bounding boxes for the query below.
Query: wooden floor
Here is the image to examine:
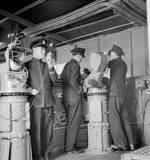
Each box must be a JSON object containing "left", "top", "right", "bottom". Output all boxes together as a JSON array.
[{"left": 55, "top": 149, "right": 128, "bottom": 160}]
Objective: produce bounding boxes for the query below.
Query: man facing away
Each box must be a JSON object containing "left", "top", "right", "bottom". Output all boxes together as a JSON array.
[
  {"left": 25, "top": 37, "right": 57, "bottom": 160},
  {"left": 61, "top": 47, "right": 85, "bottom": 154},
  {"left": 108, "top": 44, "right": 135, "bottom": 151}
]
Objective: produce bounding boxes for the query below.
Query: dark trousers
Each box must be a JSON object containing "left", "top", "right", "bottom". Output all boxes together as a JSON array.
[
  {"left": 108, "top": 96, "right": 134, "bottom": 146},
  {"left": 30, "top": 107, "right": 54, "bottom": 160},
  {"left": 64, "top": 100, "right": 83, "bottom": 152}
]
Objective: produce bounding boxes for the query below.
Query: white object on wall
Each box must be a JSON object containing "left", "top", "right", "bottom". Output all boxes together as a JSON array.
[{"left": 90, "top": 52, "right": 101, "bottom": 72}]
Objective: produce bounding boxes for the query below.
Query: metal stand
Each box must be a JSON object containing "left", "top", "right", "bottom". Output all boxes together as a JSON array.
[
  {"left": 0, "top": 69, "right": 32, "bottom": 160},
  {"left": 87, "top": 88, "right": 110, "bottom": 153}
]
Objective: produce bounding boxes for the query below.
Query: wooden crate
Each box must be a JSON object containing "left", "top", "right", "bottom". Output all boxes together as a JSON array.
[{"left": 121, "top": 146, "right": 150, "bottom": 160}]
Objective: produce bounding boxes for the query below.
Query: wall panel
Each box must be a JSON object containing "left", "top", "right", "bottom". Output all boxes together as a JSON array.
[
  {"left": 131, "top": 27, "right": 147, "bottom": 76},
  {"left": 75, "top": 37, "right": 99, "bottom": 72},
  {"left": 55, "top": 26, "right": 147, "bottom": 77}
]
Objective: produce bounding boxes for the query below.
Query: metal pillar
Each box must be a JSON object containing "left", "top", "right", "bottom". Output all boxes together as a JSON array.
[{"left": 146, "top": 0, "right": 150, "bottom": 75}]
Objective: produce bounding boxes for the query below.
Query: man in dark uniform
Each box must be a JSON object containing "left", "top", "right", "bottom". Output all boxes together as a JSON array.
[
  {"left": 108, "top": 44, "right": 135, "bottom": 151},
  {"left": 25, "top": 37, "right": 57, "bottom": 160},
  {"left": 61, "top": 47, "right": 85, "bottom": 154}
]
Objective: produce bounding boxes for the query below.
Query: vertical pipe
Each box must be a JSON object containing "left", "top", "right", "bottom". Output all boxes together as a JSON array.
[
  {"left": 130, "top": 30, "right": 134, "bottom": 77},
  {"left": 144, "top": 27, "right": 149, "bottom": 75},
  {"left": 146, "top": 0, "right": 150, "bottom": 75}
]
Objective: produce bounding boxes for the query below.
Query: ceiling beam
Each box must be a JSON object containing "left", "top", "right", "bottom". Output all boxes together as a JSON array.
[
  {"left": 43, "top": 32, "right": 68, "bottom": 42},
  {"left": 23, "top": 0, "right": 121, "bottom": 36},
  {"left": 57, "top": 15, "right": 120, "bottom": 34},
  {"left": 0, "top": 9, "right": 34, "bottom": 27},
  {"left": 22, "top": 0, "right": 146, "bottom": 36},
  {"left": 0, "top": 0, "right": 47, "bottom": 24},
  {"left": 122, "top": 0, "right": 146, "bottom": 17},
  {"left": 111, "top": 1, "right": 146, "bottom": 26},
  {"left": 56, "top": 22, "right": 134, "bottom": 46}
]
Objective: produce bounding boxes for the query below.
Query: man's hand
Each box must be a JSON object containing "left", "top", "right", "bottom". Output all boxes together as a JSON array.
[
  {"left": 32, "top": 89, "right": 39, "bottom": 95},
  {"left": 28, "top": 87, "right": 39, "bottom": 95}
]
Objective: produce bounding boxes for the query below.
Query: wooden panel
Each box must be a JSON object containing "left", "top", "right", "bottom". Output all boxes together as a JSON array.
[
  {"left": 55, "top": 27, "right": 147, "bottom": 78},
  {"left": 54, "top": 45, "right": 73, "bottom": 65},
  {"left": 131, "top": 27, "right": 147, "bottom": 76}
]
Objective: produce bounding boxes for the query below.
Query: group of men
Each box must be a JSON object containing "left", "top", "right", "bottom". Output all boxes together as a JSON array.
[{"left": 25, "top": 36, "right": 135, "bottom": 160}]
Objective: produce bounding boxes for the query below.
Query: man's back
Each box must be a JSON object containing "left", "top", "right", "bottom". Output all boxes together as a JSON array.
[
  {"left": 61, "top": 59, "right": 82, "bottom": 103},
  {"left": 108, "top": 58, "right": 127, "bottom": 96}
]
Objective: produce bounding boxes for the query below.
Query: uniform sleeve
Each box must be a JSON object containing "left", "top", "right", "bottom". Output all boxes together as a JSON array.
[
  {"left": 24, "top": 62, "right": 31, "bottom": 88},
  {"left": 70, "top": 63, "right": 82, "bottom": 93}
]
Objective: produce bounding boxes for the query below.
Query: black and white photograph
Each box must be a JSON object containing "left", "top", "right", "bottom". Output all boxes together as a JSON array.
[{"left": 0, "top": 0, "right": 148, "bottom": 160}]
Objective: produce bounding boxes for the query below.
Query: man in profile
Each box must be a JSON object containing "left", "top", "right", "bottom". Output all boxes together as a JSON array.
[
  {"left": 61, "top": 47, "right": 86, "bottom": 154},
  {"left": 108, "top": 44, "right": 135, "bottom": 151}
]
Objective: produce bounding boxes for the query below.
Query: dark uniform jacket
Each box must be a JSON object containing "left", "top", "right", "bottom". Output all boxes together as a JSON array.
[
  {"left": 108, "top": 57, "right": 127, "bottom": 97},
  {"left": 25, "top": 58, "right": 57, "bottom": 108},
  {"left": 61, "top": 59, "right": 82, "bottom": 103}
]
